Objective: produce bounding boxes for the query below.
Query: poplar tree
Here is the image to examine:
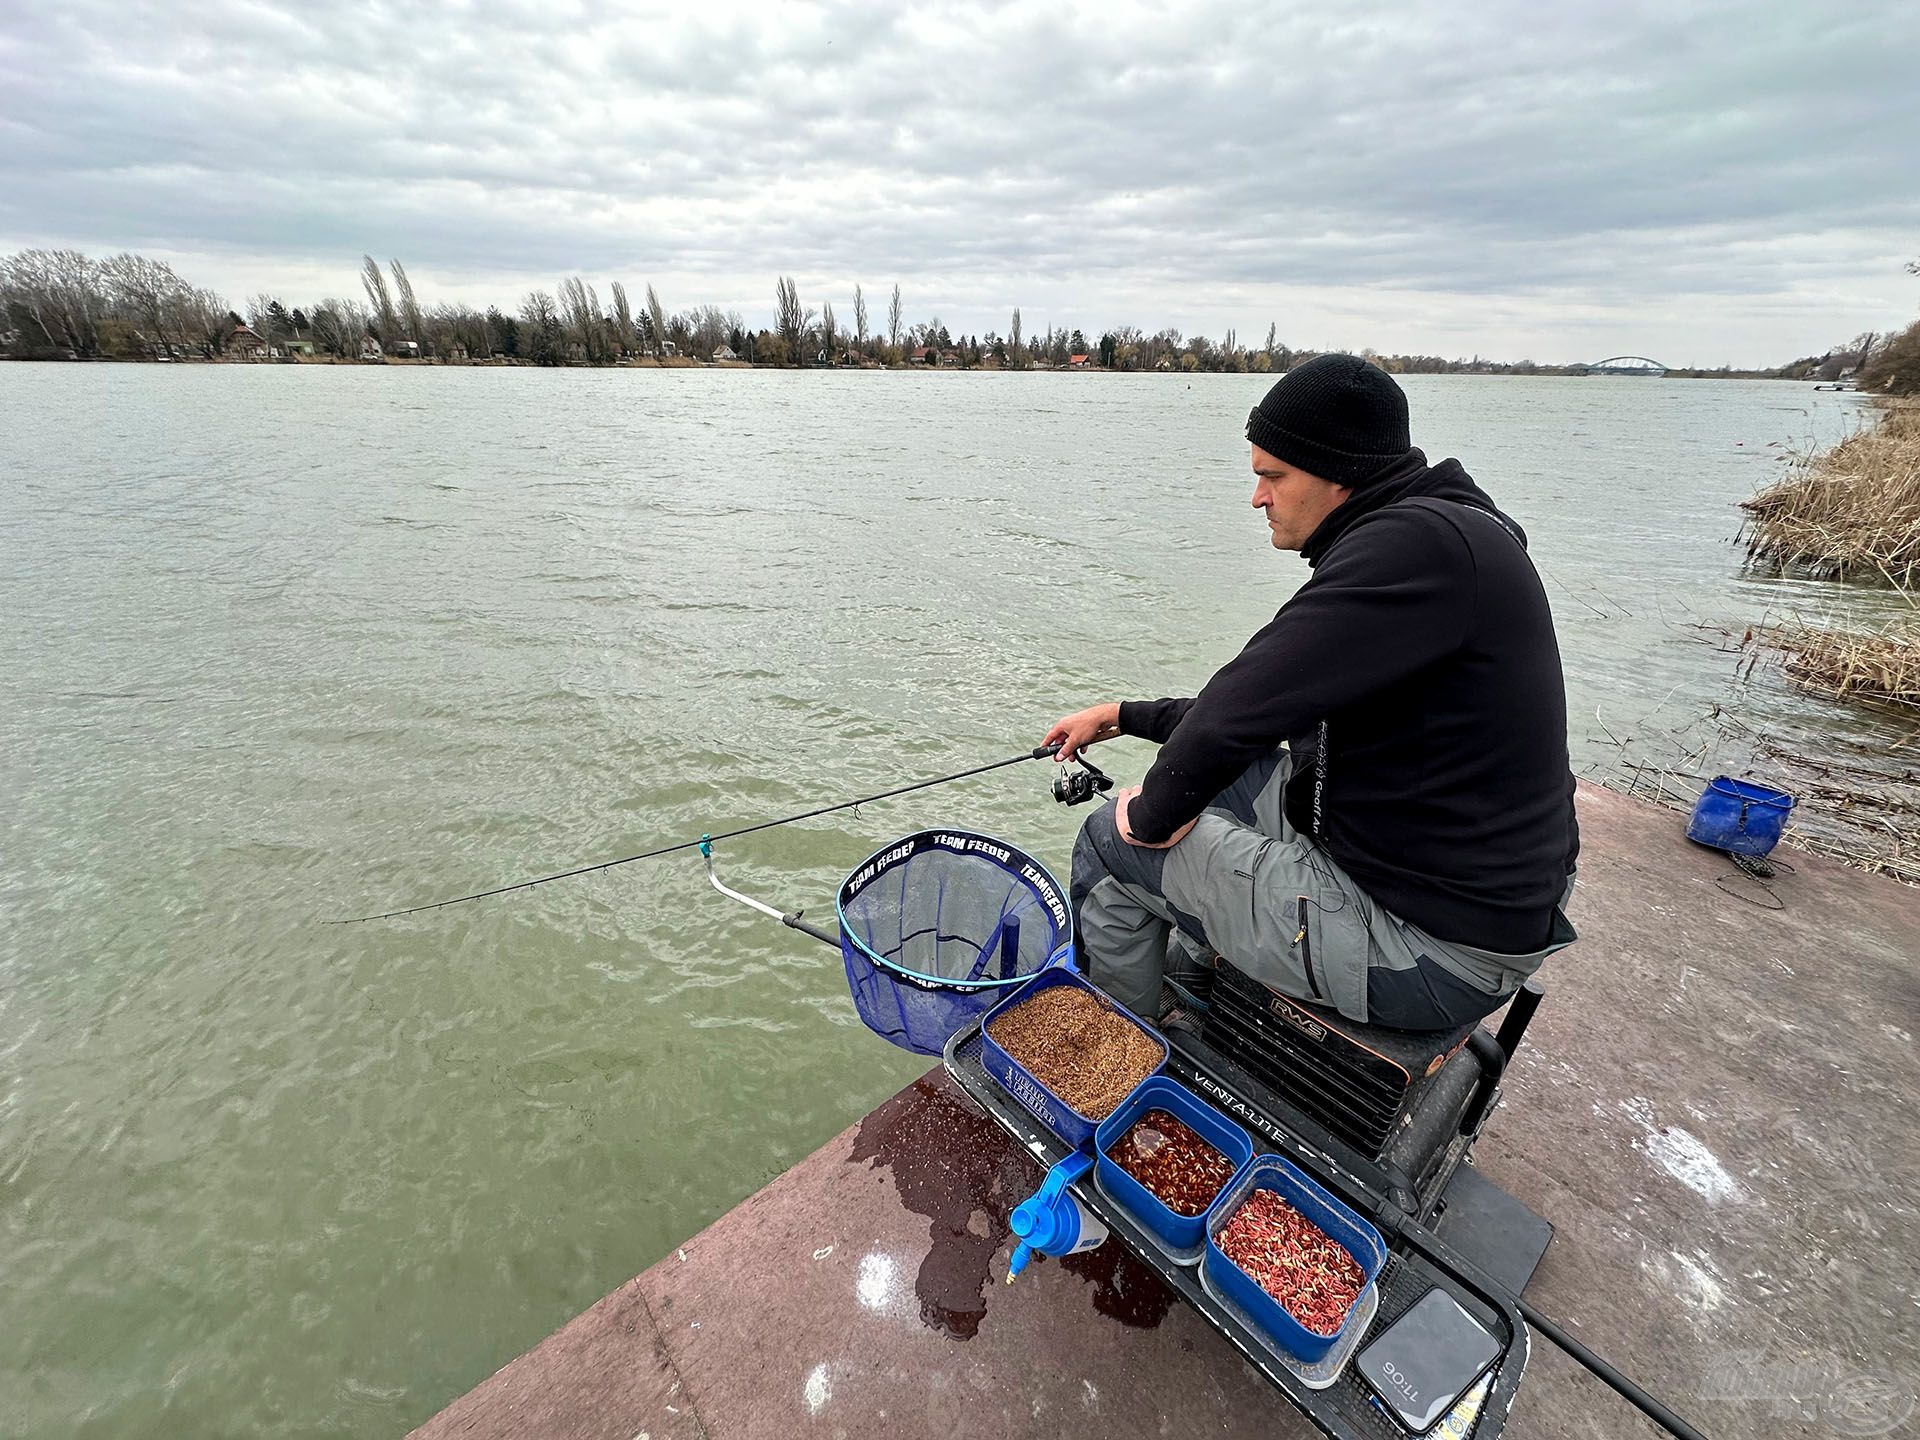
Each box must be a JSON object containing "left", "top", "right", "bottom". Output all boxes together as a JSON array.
[
  {"left": 611, "top": 282, "right": 634, "bottom": 356},
  {"left": 645, "top": 284, "right": 668, "bottom": 357},
  {"left": 360, "top": 255, "right": 396, "bottom": 338},
  {"left": 389, "top": 259, "right": 423, "bottom": 346}
]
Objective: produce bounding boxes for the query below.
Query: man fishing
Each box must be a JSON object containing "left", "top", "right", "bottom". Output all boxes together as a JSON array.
[{"left": 1045, "top": 354, "right": 1578, "bottom": 1031}]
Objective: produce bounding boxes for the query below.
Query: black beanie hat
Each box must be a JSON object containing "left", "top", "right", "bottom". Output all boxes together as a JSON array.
[{"left": 1245, "top": 353, "right": 1411, "bottom": 489}]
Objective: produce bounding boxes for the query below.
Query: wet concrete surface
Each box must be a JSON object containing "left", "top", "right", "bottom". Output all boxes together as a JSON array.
[{"left": 409, "top": 784, "right": 1920, "bottom": 1440}]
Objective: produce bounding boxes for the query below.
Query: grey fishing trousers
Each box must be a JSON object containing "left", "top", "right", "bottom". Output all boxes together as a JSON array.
[{"left": 1070, "top": 749, "right": 1575, "bottom": 1028}]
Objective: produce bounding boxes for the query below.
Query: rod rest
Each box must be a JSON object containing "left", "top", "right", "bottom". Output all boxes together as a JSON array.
[
  {"left": 1459, "top": 980, "right": 1545, "bottom": 1139},
  {"left": 1457, "top": 1030, "right": 1507, "bottom": 1139}
]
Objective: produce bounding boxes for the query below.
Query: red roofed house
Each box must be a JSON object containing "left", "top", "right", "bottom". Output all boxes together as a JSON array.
[
  {"left": 228, "top": 323, "right": 267, "bottom": 361},
  {"left": 1068, "top": 353, "right": 1091, "bottom": 369}
]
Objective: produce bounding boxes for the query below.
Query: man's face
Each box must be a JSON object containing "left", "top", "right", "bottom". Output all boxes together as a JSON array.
[{"left": 1250, "top": 445, "right": 1352, "bottom": 551}]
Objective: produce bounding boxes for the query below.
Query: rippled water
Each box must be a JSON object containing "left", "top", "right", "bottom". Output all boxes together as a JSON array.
[{"left": 0, "top": 364, "right": 1894, "bottom": 1436}]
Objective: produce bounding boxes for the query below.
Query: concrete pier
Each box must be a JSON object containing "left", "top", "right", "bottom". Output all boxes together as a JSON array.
[{"left": 410, "top": 784, "right": 1920, "bottom": 1439}]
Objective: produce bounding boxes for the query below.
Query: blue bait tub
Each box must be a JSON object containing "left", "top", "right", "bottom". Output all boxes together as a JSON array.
[
  {"left": 1687, "top": 776, "right": 1794, "bottom": 856},
  {"left": 980, "top": 967, "right": 1167, "bottom": 1150},
  {"left": 1096, "top": 1075, "right": 1254, "bottom": 1263},
  {"left": 1203, "top": 1155, "right": 1388, "bottom": 1364}
]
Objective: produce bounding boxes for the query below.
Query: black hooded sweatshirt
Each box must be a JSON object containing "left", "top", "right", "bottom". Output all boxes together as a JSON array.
[{"left": 1120, "top": 450, "right": 1579, "bottom": 954}]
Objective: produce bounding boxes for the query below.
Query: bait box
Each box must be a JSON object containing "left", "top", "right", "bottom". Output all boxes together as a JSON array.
[
  {"left": 1094, "top": 1075, "right": 1254, "bottom": 1264},
  {"left": 1198, "top": 1253, "right": 1380, "bottom": 1390},
  {"left": 980, "top": 967, "right": 1167, "bottom": 1150},
  {"left": 1203, "top": 1154, "right": 1387, "bottom": 1365}
]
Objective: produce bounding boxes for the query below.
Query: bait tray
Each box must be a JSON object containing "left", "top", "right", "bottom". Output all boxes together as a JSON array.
[
  {"left": 979, "top": 967, "right": 1167, "bottom": 1149},
  {"left": 945, "top": 1018, "right": 1531, "bottom": 1440},
  {"left": 1199, "top": 1261, "right": 1380, "bottom": 1390},
  {"left": 1093, "top": 1074, "right": 1254, "bottom": 1266},
  {"left": 1202, "top": 1154, "right": 1388, "bottom": 1365}
]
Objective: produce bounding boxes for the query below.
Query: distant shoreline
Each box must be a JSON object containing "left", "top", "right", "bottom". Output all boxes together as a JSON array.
[{"left": 0, "top": 354, "right": 1806, "bottom": 381}]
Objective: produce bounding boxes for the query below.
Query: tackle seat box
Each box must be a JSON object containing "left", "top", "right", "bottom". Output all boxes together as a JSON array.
[{"left": 1198, "top": 960, "right": 1474, "bottom": 1160}]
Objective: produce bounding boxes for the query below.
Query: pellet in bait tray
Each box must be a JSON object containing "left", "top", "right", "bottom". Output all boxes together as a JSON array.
[{"left": 984, "top": 985, "right": 1161, "bottom": 1120}]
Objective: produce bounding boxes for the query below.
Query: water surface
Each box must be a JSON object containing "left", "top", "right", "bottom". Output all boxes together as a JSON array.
[{"left": 0, "top": 365, "right": 1893, "bottom": 1435}]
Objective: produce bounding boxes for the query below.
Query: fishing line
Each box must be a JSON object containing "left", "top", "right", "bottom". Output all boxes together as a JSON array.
[{"left": 330, "top": 741, "right": 1063, "bottom": 924}]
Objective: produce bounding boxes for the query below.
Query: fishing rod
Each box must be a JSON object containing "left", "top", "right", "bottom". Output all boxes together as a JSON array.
[{"left": 330, "top": 741, "right": 1068, "bottom": 924}]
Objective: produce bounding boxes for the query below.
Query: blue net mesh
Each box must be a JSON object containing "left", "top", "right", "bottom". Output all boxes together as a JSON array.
[{"left": 837, "top": 830, "right": 1072, "bottom": 1055}]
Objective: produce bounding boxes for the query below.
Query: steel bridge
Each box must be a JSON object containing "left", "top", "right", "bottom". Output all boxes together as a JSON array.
[{"left": 1572, "top": 356, "right": 1669, "bottom": 376}]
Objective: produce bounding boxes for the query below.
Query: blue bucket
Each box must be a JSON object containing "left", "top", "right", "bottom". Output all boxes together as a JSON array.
[{"left": 1686, "top": 776, "right": 1794, "bottom": 856}]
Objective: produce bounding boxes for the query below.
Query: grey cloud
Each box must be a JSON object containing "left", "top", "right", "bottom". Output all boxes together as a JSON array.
[{"left": 1, "top": 0, "right": 1915, "bottom": 360}]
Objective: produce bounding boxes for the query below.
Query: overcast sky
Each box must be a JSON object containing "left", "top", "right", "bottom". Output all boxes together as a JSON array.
[{"left": 2, "top": 0, "right": 1915, "bottom": 365}]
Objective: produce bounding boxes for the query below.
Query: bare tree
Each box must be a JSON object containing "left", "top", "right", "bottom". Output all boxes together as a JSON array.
[
  {"left": 1, "top": 248, "right": 107, "bottom": 355},
  {"left": 821, "top": 301, "right": 837, "bottom": 364},
  {"left": 645, "top": 284, "right": 668, "bottom": 357},
  {"left": 1009, "top": 307, "right": 1021, "bottom": 366},
  {"left": 558, "top": 276, "right": 607, "bottom": 361},
  {"left": 247, "top": 294, "right": 283, "bottom": 354},
  {"left": 100, "top": 252, "right": 197, "bottom": 353},
  {"left": 309, "top": 298, "right": 367, "bottom": 358},
  {"left": 428, "top": 302, "right": 489, "bottom": 359},
  {"left": 680, "top": 304, "right": 735, "bottom": 360},
  {"left": 360, "top": 256, "right": 396, "bottom": 338},
  {"left": 887, "top": 283, "right": 902, "bottom": 350},
  {"left": 183, "top": 287, "right": 230, "bottom": 356},
  {"left": 388, "top": 259, "right": 425, "bottom": 350},
  {"left": 49, "top": 248, "right": 106, "bottom": 355},
  {"left": 853, "top": 284, "right": 868, "bottom": 355},
  {"left": 664, "top": 310, "right": 694, "bottom": 356},
  {"left": 610, "top": 281, "right": 634, "bottom": 357},
  {"left": 519, "top": 290, "right": 563, "bottom": 365},
  {"left": 776, "top": 275, "right": 810, "bottom": 366}
]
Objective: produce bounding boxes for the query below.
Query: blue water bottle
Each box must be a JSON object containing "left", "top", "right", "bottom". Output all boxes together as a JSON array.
[{"left": 1007, "top": 1152, "right": 1108, "bottom": 1282}]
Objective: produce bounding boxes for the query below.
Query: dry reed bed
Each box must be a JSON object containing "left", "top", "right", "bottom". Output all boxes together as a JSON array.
[
  {"left": 1741, "top": 403, "right": 1920, "bottom": 587},
  {"left": 1760, "top": 621, "right": 1920, "bottom": 714}
]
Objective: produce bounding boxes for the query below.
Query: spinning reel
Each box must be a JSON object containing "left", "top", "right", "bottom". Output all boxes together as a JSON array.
[{"left": 1052, "top": 752, "right": 1115, "bottom": 807}]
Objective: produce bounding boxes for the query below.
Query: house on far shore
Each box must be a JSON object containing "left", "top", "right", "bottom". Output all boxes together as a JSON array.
[
  {"left": 938, "top": 349, "right": 959, "bottom": 367},
  {"left": 1068, "top": 353, "right": 1091, "bottom": 369},
  {"left": 359, "top": 335, "right": 384, "bottom": 362},
  {"left": 909, "top": 345, "right": 933, "bottom": 365},
  {"left": 712, "top": 344, "right": 738, "bottom": 363},
  {"left": 387, "top": 338, "right": 422, "bottom": 359},
  {"left": 228, "top": 323, "right": 267, "bottom": 361}
]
